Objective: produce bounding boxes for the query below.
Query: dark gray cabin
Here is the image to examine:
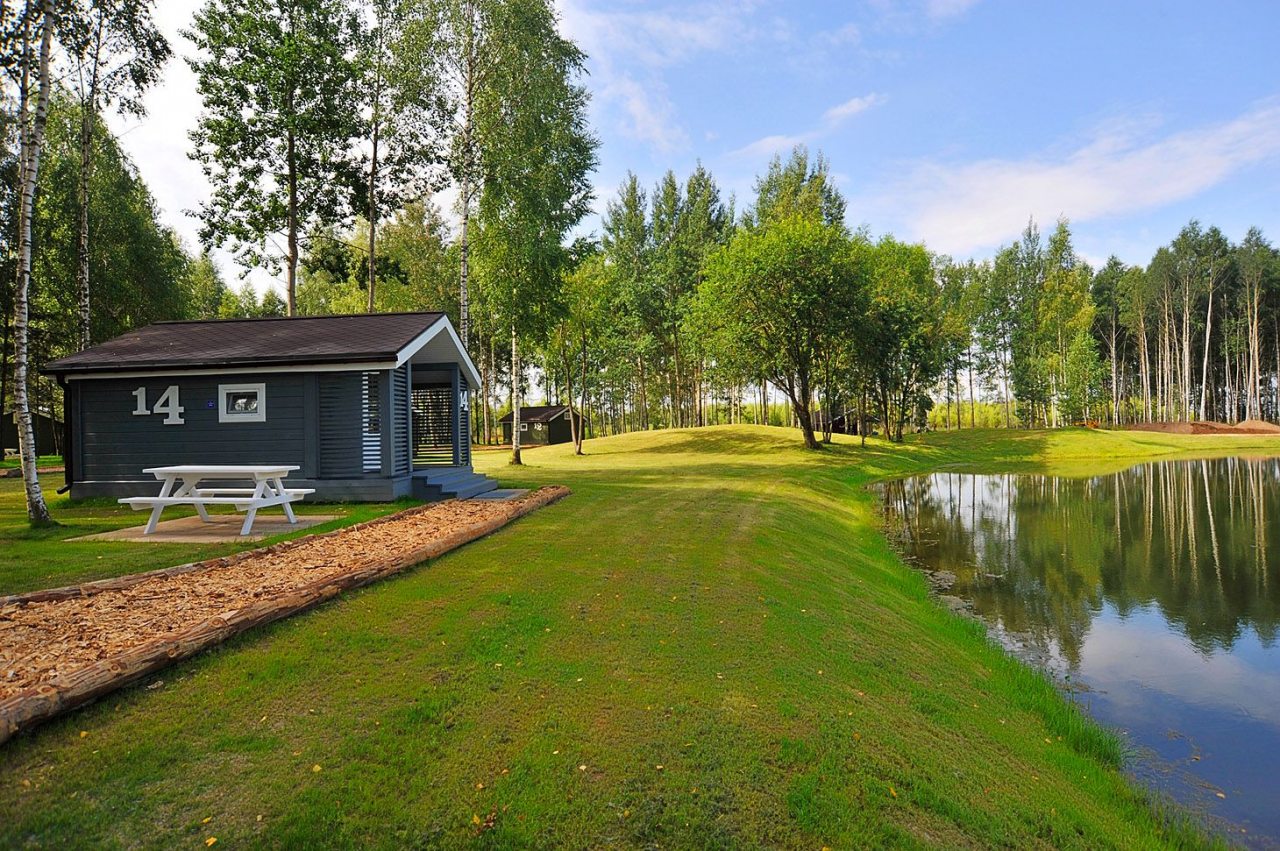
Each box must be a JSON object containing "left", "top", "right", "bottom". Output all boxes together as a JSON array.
[
  {"left": 3, "top": 409, "right": 62, "bottom": 455},
  {"left": 499, "top": 405, "right": 581, "bottom": 446},
  {"left": 45, "top": 312, "right": 496, "bottom": 501}
]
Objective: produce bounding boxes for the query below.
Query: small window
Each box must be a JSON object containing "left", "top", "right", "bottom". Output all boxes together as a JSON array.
[
  {"left": 520, "top": 422, "right": 528, "bottom": 431},
  {"left": 218, "top": 383, "right": 266, "bottom": 423}
]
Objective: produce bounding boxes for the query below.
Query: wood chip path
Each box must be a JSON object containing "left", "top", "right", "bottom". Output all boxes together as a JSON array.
[{"left": 0, "top": 486, "right": 568, "bottom": 744}]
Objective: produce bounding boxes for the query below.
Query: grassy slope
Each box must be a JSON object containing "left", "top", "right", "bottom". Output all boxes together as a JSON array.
[
  {"left": 4, "top": 426, "right": 1272, "bottom": 849},
  {"left": 0, "top": 485, "right": 415, "bottom": 596}
]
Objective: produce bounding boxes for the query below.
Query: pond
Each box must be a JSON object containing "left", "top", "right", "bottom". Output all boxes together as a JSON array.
[{"left": 878, "top": 457, "right": 1280, "bottom": 847}]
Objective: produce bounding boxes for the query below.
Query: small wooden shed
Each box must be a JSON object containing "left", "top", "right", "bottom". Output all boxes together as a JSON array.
[
  {"left": 499, "top": 405, "right": 581, "bottom": 446},
  {"left": 44, "top": 312, "right": 495, "bottom": 501},
  {"left": 3, "top": 409, "right": 62, "bottom": 455}
]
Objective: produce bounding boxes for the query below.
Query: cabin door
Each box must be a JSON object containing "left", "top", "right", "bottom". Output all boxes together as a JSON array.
[{"left": 411, "top": 384, "right": 454, "bottom": 466}]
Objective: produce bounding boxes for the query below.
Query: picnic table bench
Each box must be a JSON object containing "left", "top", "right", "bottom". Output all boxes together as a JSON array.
[{"left": 119, "top": 465, "right": 314, "bottom": 536}]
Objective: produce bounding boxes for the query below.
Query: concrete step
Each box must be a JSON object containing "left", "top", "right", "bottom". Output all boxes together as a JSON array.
[
  {"left": 448, "top": 477, "right": 499, "bottom": 500},
  {"left": 412, "top": 468, "right": 500, "bottom": 502}
]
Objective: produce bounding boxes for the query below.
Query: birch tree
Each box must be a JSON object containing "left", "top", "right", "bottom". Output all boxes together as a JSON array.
[
  {"left": 186, "top": 0, "right": 361, "bottom": 314},
  {"left": 9, "top": 0, "right": 55, "bottom": 524},
  {"left": 1236, "top": 229, "right": 1277, "bottom": 420},
  {"left": 399, "top": 0, "right": 494, "bottom": 349},
  {"left": 354, "top": 0, "right": 434, "bottom": 311},
  {"left": 469, "top": 0, "right": 595, "bottom": 465},
  {"left": 64, "top": 0, "right": 169, "bottom": 349}
]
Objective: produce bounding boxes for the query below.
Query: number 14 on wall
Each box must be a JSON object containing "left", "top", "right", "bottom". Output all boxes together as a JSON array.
[{"left": 133, "top": 385, "right": 185, "bottom": 425}]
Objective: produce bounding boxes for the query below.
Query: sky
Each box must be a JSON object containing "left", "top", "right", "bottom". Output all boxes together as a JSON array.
[{"left": 108, "top": 0, "right": 1280, "bottom": 293}]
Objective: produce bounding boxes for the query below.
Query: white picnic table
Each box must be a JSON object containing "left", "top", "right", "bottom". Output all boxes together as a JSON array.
[{"left": 120, "top": 465, "right": 314, "bottom": 536}]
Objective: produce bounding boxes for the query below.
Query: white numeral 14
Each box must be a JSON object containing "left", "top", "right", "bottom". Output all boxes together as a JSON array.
[{"left": 132, "top": 385, "right": 185, "bottom": 425}]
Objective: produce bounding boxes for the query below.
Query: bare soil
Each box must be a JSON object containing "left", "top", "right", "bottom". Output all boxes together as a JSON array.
[{"left": 1125, "top": 420, "right": 1280, "bottom": 435}]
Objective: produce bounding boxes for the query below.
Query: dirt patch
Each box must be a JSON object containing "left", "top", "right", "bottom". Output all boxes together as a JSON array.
[
  {"left": 1236, "top": 419, "right": 1280, "bottom": 433},
  {"left": 0, "top": 486, "right": 568, "bottom": 743},
  {"left": 1125, "top": 421, "right": 1280, "bottom": 435},
  {"left": 1, "top": 465, "right": 64, "bottom": 478}
]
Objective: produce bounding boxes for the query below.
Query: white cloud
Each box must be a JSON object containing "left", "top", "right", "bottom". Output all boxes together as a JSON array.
[
  {"left": 866, "top": 0, "right": 982, "bottom": 30},
  {"left": 730, "top": 92, "right": 886, "bottom": 160},
  {"left": 556, "top": 0, "right": 763, "bottom": 156},
  {"left": 924, "top": 0, "right": 980, "bottom": 21},
  {"left": 729, "top": 133, "right": 813, "bottom": 160},
  {"left": 861, "top": 99, "right": 1280, "bottom": 258},
  {"left": 823, "top": 93, "right": 888, "bottom": 125},
  {"left": 600, "top": 75, "right": 689, "bottom": 154},
  {"left": 814, "top": 22, "right": 862, "bottom": 48}
]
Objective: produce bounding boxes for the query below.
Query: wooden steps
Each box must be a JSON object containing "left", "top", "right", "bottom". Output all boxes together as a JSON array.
[{"left": 411, "top": 466, "right": 499, "bottom": 501}]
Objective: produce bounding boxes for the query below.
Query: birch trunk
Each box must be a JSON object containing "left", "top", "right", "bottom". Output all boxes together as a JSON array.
[
  {"left": 510, "top": 323, "right": 522, "bottom": 465},
  {"left": 13, "top": 1, "right": 55, "bottom": 524},
  {"left": 1199, "top": 281, "right": 1214, "bottom": 421}
]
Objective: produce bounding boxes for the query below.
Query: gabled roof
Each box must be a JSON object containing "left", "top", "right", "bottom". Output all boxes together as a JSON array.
[
  {"left": 44, "top": 312, "right": 480, "bottom": 386},
  {"left": 498, "top": 405, "right": 576, "bottom": 424}
]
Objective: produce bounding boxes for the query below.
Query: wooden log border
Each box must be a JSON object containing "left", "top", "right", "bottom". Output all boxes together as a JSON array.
[{"left": 0, "top": 485, "right": 570, "bottom": 745}]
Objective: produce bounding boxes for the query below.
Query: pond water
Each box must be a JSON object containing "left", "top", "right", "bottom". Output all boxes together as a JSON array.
[{"left": 878, "top": 457, "right": 1280, "bottom": 847}]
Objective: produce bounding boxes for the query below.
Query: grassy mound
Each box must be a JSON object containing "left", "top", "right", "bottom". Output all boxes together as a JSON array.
[{"left": 3, "top": 425, "right": 1258, "bottom": 848}]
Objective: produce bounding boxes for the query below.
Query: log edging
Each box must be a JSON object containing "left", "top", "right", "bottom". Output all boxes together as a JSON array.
[{"left": 0, "top": 486, "right": 569, "bottom": 745}]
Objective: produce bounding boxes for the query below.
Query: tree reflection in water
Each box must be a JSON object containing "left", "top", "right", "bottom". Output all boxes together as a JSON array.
[{"left": 879, "top": 457, "right": 1280, "bottom": 666}]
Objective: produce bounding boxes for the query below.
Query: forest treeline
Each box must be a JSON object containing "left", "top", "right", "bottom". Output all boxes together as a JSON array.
[{"left": 4, "top": 1, "right": 1280, "bottom": 519}]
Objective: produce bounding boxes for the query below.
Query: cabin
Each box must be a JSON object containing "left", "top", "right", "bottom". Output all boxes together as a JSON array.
[
  {"left": 44, "top": 312, "right": 496, "bottom": 501},
  {"left": 499, "top": 405, "right": 582, "bottom": 446},
  {"left": 812, "top": 411, "right": 855, "bottom": 435},
  {"left": 3, "top": 409, "right": 62, "bottom": 456}
]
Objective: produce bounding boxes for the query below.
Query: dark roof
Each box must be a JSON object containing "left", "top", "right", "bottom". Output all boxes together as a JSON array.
[
  {"left": 498, "top": 405, "right": 576, "bottom": 424},
  {"left": 44, "top": 312, "right": 445, "bottom": 375}
]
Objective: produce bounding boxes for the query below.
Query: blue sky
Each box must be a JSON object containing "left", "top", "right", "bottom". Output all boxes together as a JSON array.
[
  {"left": 116, "top": 0, "right": 1280, "bottom": 289},
  {"left": 559, "top": 0, "right": 1280, "bottom": 265}
]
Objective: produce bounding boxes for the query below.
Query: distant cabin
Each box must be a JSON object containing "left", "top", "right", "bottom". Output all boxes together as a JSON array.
[
  {"left": 44, "top": 312, "right": 496, "bottom": 501},
  {"left": 499, "top": 405, "right": 582, "bottom": 446},
  {"left": 2, "top": 409, "right": 62, "bottom": 456},
  {"left": 812, "top": 411, "right": 854, "bottom": 435}
]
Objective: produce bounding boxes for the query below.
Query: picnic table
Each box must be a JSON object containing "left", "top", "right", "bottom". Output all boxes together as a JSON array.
[{"left": 120, "top": 465, "right": 314, "bottom": 536}]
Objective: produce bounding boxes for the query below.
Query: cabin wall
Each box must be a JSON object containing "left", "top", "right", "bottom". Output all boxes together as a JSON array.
[
  {"left": 66, "top": 367, "right": 467, "bottom": 501},
  {"left": 73, "top": 373, "right": 309, "bottom": 485}
]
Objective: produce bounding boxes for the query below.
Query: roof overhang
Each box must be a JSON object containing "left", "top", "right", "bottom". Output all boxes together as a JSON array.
[
  {"left": 54, "top": 315, "right": 482, "bottom": 386},
  {"left": 398, "top": 316, "right": 481, "bottom": 387},
  {"left": 60, "top": 360, "right": 400, "bottom": 381}
]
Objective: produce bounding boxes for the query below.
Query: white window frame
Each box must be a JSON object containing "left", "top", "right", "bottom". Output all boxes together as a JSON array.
[
  {"left": 520, "top": 422, "right": 528, "bottom": 432},
  {"left": 218, "top": 382, "right": 267, "bottom": 423}
]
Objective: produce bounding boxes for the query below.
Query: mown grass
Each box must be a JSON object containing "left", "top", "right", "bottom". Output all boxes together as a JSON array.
[
  {"left": 3, "top": 425, "right": 1271, "bottom": 848},
  {"left": 0, "top": 454, "right": 62, "bottom": 469},
  {"left": 0, "top": 480, "right": 415, "bottom": 596}
]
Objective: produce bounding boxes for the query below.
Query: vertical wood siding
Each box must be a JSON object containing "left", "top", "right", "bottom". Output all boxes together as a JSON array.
[{"left": 75, "top": 374, "right": 306, "bottom": 480}]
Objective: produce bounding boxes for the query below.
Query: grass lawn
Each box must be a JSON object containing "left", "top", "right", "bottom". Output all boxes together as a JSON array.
[
  {"left": 0, "top": 479, "right": 416, "bottom": 596},
  {"left": 4, "top": 425, "right": 1276, "bottom": 848},
  {"left": 0, "top": 454, "right": 62, "bottom": 469}
]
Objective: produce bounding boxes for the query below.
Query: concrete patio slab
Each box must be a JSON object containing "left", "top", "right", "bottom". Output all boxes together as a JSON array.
[
  {"left": 469, "top": 488, "right": 528, "bottom": 501},
  {"left": 69, "top": 513, "right": 341, "bottom": 544}
]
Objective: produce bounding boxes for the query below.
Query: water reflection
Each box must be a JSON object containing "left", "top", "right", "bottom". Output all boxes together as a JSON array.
[{"left": 879, "top": 457, "right": 1280, "bottom": 844}]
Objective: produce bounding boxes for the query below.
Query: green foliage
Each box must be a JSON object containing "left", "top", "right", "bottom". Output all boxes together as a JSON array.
[
  {"left": 862, "top": 237, "right": 948, "bottom": 441},
  {"left": 699, "top": 211, "right": 867, "bottom": 447},
  {"left": 470, "top": 0, "right": 596, "bottom": 344},
  {"left": 186, "top": 0, "right": 362, "bottom": 311},
  {"left": 296, "top": 203, "right": 458, "bottom": 317},
  {"left": 746, "top": 146, "right": 846, "bottom": 229},
  {"left": 22, "top": 92, "right": 191, "bottom": 379}
]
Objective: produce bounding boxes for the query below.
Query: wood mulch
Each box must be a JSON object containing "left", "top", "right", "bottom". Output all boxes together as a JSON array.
[{"left": 0, "top": 486, "right": 569, "bottom": 744}]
